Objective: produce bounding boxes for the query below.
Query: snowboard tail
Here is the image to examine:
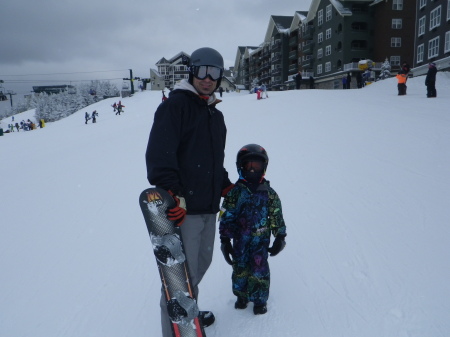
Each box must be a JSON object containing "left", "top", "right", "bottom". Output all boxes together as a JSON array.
[{"left": 139, "top": 188, "right": 206, "bottom": 337}]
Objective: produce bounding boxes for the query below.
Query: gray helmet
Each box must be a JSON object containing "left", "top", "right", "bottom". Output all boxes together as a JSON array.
[
  {"left": 188, "top": 47, "right": 224, "bottom": 89},
  {"left": 190, "top": 47, "right": 224, "bottom": 69}
]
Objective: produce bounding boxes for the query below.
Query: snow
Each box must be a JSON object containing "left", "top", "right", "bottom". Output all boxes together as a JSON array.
[{"left": 1, "top": 74, "right": 450, "bottom": 337}]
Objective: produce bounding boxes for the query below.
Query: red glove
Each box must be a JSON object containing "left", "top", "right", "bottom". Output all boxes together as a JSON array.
[
  {"left": 167, "top": 191, "right": 187, "bottom": 226},
  {"left": 221, "top": 183, "right": 235, "bottom": 197}
]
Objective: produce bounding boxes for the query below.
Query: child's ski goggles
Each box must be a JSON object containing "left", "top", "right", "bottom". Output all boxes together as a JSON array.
[
  {"left": 243, "top": 160, "right": 264, "bottom": 172},
  {"left": 192, "top": 66, "right": 222, "bottom": 81}
]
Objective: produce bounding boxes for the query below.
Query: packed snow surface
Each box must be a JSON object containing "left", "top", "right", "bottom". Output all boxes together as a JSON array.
[{"left": 1, "top": 74, "right": 449, "bottom": 337}]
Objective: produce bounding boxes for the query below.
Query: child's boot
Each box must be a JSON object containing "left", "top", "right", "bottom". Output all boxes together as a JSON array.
[
  {"left": 253, "top": 303, "right": 267, "bottom": 315},
  {"left": 234, "top": 297, "right": 248, "bottom": 309}
]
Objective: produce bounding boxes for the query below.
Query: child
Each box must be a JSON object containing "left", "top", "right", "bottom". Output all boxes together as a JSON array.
[
  {"left": 219, "top": 144, "right": 286, "bottom": 315},
  {"left": 396, "top": 70, "right": 407, "bottom": 96}
]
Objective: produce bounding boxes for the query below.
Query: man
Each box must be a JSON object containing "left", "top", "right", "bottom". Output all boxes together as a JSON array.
[
  {"left": 294, "top": 71, "right": 302, "bottom": 89},
  {"left": 425, "top": 62, "right": 437, "bottom": 98},
  {"left": 145, "top": 47, "right": 234, "bottom": 337}
]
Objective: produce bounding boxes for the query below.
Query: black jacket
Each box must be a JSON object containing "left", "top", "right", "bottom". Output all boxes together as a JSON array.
[
  {"left": 146, "top": 86, "right": 231, "bottom": 214},
  {"left": 425, "top": 67, "right": 437, "bottom": 85}
]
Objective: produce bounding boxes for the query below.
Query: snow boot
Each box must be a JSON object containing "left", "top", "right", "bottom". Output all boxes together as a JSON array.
[
  {"left": 199, "top": 311, "right": 215, "bottom": 327},
  {"left": 235, "top": 297, "right": 248, "bottom": 309},
  {"left": 253, "top": 303, "right": 267, "bottom": 315}
]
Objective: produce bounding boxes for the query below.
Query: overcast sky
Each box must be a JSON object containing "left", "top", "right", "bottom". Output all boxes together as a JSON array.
[{"left": 0, "top": 0, "right": 311, "bottom": 96}]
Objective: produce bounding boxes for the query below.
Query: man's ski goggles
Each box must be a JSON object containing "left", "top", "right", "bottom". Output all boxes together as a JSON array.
[{"left": 192, "top": 66, "right": 222, "bottom": 81}]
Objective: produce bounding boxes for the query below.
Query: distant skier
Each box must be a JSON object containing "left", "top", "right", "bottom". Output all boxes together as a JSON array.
[
  {"left": 91, "top": 110, "right": 98, "bottom": 123},
  {"left": 116, "top": 101, "right": 124, "bottom": 115},
  {"left": 85, "top": 112, "right": 90, "bottom": 124},
  {"left": 425, "top": 62, "right": 437, "bottom": 98},
  {"left": 219, "top": 144, "right": 286, "bottom": 315},
  {"left": 112, "top": 102, "right": 117, "bottom": 113}
]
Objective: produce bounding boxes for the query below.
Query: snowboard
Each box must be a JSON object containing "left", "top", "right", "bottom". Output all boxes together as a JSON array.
[{"left": 139, "top": 187, "right": 206, "bottom": 337}]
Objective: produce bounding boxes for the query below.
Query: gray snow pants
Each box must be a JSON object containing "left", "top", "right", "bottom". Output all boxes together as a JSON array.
[{"left": 160, "top": 213, "right": 216, "bottom": 337}]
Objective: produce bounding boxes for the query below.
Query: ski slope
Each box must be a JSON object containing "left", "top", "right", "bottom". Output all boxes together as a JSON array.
[{"left": 1, "top": 74, "right": 450, "bottom": 337}]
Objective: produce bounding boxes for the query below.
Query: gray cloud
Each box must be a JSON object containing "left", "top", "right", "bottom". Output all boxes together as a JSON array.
[{"left": 0, "top": 0, "right": 310, "bottom": 95}]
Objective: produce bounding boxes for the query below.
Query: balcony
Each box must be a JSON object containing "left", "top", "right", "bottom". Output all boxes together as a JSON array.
[
  {"left": 272, "top": 67, "right": 282, "bottom": 76},
  {"left": 272, "top": 52, "right": 282, "bottom": 62},
  {"left": 289, "top": 50, "right": 298, "bottom": 59},
  {"left": 271, "top": 39, "right": 282, "bottom": 51},
  {"left": 289, "top": 63, "right": 299, "bottom": 73},
  {"left": 302, "top": 57, "right": 315, "bottom": 68},
  {"left": 289, "top": 37, "right": 298, "bottom": 47},
  {"left": 302, "top": 42, "right": 315, "bottom": 54},
  {"left": 302, "top": 26, "right": 315, "bottom": 40}
]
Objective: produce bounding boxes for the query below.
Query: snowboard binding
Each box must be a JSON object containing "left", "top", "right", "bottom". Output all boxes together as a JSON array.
[{"left": 151, "top": 233, "right": 186, "bottom": 266}]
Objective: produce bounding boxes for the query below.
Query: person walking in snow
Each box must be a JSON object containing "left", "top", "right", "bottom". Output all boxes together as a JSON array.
[
  {"left": 15, "top": 122, "right": 19, "bottom": 132},
  {"left": 145, "top": 47, "right": 233, "bottom": 336},
  {"left": 261, "top": 84, "right": 268, "bottom": 98},
  {"left": 294, "top": 71, "right": 302, "bottom": 89},
  {"left": 116, "top": 101, "right": 124, "bottom": 115},
  {"left": 425, "top": 62, "right": 437, "bottom": 98},
  {"left": 85, "top": 112, "right": 90, "bottom": 124},
  {"left": 342, "top": 76, "right": 347, "bottom": 89},
  {"left": 219, "top": 144, "right": 286, "bottom": 316},
  {"left": 91, "top": 110, "right": 98, "bottom": 123},
  {"left": 256, "top": 87, "right": 262, "bottom": 100},
  {"left": 112, "top": 102, "right": 117, "bottom": 113}
]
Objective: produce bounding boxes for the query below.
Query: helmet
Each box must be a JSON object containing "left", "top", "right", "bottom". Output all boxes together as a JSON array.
[
  {"left": 188, "top": 47, "right": 224, "bottom": 89},
  {"left": 236, "top": 144, "right": 269, "bottom": 173},
  {"left": 189, "top": 47, "right": 224, "bottom": 69}
]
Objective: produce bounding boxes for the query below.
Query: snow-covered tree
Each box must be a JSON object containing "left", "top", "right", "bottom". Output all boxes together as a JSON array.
[
  {"left": 378, "top": 58, "right": 391, "bottom": 80},
  {"left": 34, "top": 81, "right": 118, "bottom": 122}
]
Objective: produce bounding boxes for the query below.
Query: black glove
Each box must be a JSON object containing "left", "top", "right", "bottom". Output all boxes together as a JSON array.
[
  {"left": 268, "top": 235, "right": 286, "bottom": 256},
  {"left": 220, "top": 237, "right": 233, "bottom": 265}
]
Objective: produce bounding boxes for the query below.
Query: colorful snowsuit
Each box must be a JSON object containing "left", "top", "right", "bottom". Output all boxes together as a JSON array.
[{"left": 219, "top": 180, "right": 286, "bottom": 305}]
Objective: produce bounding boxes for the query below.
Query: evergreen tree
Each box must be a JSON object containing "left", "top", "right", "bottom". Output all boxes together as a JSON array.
[
  {"left": 378, "top": 58, "right": 391, "bottom": 80},
  {"left": 34, "top": 81, "right": 118, "bottom": 122}
]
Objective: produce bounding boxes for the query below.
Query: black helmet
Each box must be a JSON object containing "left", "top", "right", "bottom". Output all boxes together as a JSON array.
[
  {"left": 236, "top": 144, "right": 269, "bottom": 173},
  {"left": 188, "top": 47, "right": 224, "bottom": 89}
]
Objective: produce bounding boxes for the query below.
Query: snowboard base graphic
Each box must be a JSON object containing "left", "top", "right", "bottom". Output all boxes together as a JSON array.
[{"left": 139, "top": 187, "right": 206, "bottom": 337}]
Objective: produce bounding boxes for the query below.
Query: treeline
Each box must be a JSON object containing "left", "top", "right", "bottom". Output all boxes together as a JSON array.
[{"left": 1, "top": 80, "right": 119, "bottom": 123}]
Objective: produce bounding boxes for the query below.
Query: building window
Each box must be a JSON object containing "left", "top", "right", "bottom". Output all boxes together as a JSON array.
[
  {"left": 445, "top": 31, "right": 450, "bottom": 53},
  {"left": 326, "top": 5, "right": 332, "bottom": 21},
  {"left": 325, "top": 62, "right": 331, "bottom": 72},
  {"left": 325, "top": 45, "right": 331, "bottom": 56},
  {"left": 392, "top": 19, "right": 402, "bottom": 29},
  {"left": 429, "top": 6, "right": 441, "bottom": 30},
  {"left": 390, "top": 56, "right": 401, "bottom": 67},
  {"left": 393, "top": 0, "right": 403, "bottom": 10},
  {"left": 448, "top": 0, "right": 450, "bottom": 21},
  {"left": 417, "top": 44, "right": 424, "bottom": 62},
  {"left": 428, "top": 36, "right": 440, "bottom": 58},
  {"left": 317, "top": 64, "right": 323, "bottom": 75},
  {"left": 318, "top": 9, "right": 323, "bottom": 26},
  {"left": 318, "top": 32, "right": 323, "bottom": 43},
  {"left": 317, "top": 48, "right": 323, "bottom": 59},
  {"left": 391, "top": 37, "right": 401, "bottom": 47},
  {"left": 326, "top": 28, "right": 332, "bottom": 40},
  {"left": 418, "top": 16, "right": 426, "bottom": 36},
  {"left": 419, "top": 0, "right": 426, "bottom": 9}
]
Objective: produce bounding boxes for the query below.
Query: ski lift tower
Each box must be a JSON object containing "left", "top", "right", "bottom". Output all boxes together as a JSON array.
[{"left": 122, "top": 69, "right": 140, "bottom": 95}]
